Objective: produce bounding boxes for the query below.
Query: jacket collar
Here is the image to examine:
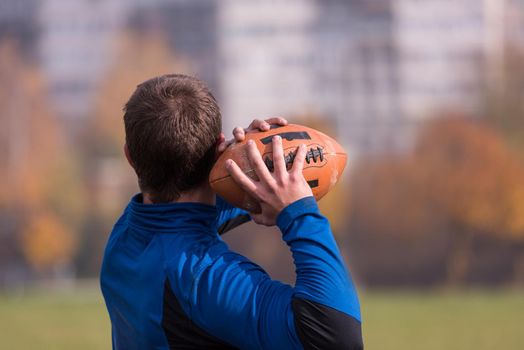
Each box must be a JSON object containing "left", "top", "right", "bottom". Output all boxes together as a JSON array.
[{"left": 127, "top": 194, "right": 218, "bottom": 233}]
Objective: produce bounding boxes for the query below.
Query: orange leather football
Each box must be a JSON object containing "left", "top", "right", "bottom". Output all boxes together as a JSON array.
[{"left": 210, "top": 124, "right": 347, "bottom": 212}]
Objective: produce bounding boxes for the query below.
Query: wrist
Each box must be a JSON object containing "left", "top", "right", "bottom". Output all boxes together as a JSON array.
[{"left": 276, "top": 196, "right": 318, "bottom": 233}]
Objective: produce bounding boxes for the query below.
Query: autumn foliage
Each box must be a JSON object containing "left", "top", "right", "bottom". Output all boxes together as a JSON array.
[
  {"left": 1, "top": 29, "right": 524, "bottom": 288},
  {"left": 0, "top": 41, "right": 80, "bottom": 278},
  {"left": 348, "top": 116, "right": 524, "bottom": 286},
  {"left": 22, "top": 211, "right": 76, "bottom": 272},
  {"left": 417, "top": 117, "right": 524, "bottom": 239},
  {"left": 0, "top": 41, "right": 61, "bottom": 209}
]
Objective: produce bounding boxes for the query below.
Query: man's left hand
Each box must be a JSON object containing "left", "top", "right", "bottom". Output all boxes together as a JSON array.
[{"left": 217, "top": 117, "right": 288, "bottom": 154}]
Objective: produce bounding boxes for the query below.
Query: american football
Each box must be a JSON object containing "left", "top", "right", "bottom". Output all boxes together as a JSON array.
[{"left": 210, "top": 123, "right": 347, "bottom": 212}]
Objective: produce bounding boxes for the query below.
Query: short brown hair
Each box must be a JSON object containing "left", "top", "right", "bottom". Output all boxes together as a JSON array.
[{"left": 124, "top": 74, "right": 221, "bottom": 203}]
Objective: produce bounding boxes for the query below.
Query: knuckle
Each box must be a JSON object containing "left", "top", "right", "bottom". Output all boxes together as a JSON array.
[
  {"left": 266, "top": 180, "right": 277, "bottom": 192},
  {"left": 256, "top": 191, "right": 268, "bottom": 203},
  {"left": 252, "top": 187, "right": 263, "bottom": 198},
  {"left": 290, "top": 172, "right": 301, "bottom": 182}
]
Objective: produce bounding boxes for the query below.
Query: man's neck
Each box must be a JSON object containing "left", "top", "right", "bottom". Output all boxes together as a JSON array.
[{"left": 142, "top": 184, "right": 215, "bottom": 205}]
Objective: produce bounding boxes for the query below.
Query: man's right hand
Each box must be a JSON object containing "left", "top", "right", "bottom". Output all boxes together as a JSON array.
[{"left": 226, "top": 135, "right": 313, "bottom": 226}]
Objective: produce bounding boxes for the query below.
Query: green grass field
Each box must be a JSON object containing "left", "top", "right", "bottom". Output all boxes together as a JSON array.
[
  {"left": 0, "top": 287, "right": 523, "bottom": 349},
  {"left": 361, "top": 289, "right": 524, "bottom": 350}
]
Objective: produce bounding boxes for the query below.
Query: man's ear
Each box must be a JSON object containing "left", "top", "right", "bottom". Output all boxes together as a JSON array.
[
  {"left": 216, "top": 133, "right": 225, "bottom": 147},
  {"left": 215, "top": 132, "right": 227, "bottom": 157},
  {"left": 124, "top": 144, "right": 136, "bottom": 169}
]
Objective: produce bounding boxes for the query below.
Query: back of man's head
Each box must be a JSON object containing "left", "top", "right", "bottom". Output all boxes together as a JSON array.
[{"left": 124, "top": 74, "right": 221, "bottom": 203}]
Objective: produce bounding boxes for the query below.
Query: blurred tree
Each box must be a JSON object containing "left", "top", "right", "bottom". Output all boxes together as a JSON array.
[
  {"left": 349, "top": 155, "right": 449, "bottom": 286},
  {"left": 348, "top": 116, "right": 524, "bottom": 286},
  {"left": 0, "top": 40, "right": 59, "bottom": 209},
  {"left": 480, "top": 47, "right": 524, "bottom": 282},
  {"left": 482, "top": 46, "right": 524, "bottom": 159},
  {"left": 21, "top": 211, "right": 76, "bottom": 276},
  {"left": 0, "top": 40, "right": 81, "bottom": 280},
  {"left": 416, "top": 117, "right": 524, "bottom": 284}
]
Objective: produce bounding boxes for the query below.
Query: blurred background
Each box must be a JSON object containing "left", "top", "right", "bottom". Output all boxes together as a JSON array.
[{"left": 1, "top": 0, "right": 524, "bottom": 349}]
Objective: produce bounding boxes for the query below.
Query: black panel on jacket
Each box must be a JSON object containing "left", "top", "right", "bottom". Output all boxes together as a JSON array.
[
  {"left": 162, "top": 279, "right": 238, "bottom": 349},
  {"left": 217, "top": 214, "right": 250, "bottom": 235},
  {"left": 292, "top": 298, "right": 363, "bottom": 350}
]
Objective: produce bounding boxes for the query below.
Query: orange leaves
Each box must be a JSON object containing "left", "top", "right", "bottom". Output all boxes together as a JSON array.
[
  {"left": 348, "top": 116, "right": 524, "bottom": 285},
  {"left": 351, "top": 155, "right": 436, "bottom": 239},
  {"left": 415, "top": 117, "right": 524, "bottom": 238},
  {"left": 21, "top": 211, "right": 76, "bottom": 272},
  {"left": 0, "top": 41, "right": 80, "bottom": 274},
  {"left": 0, "top": 41, "right": 62, "bottom": 209},
  {"left": 352, "top": 116, "right": 524, "bottom": 241}
]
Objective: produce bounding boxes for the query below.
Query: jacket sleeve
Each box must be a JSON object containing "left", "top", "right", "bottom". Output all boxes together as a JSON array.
[
  {"left": 279, "top": 197, "right": 363, "bottom": 349},
  {"left": 190, "top": 196, "right": 362, "bottom": 349},
  {"left": 215, "top": 195, "right": 251, "bottom": 235}
]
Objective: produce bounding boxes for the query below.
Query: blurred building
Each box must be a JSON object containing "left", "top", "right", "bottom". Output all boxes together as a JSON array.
[
  {"left": 17, "top": 0, "right": 524, "bottom": 154},
  {"left": 219, "top": 0, "right": 318, "bottom": 133},
  {"left": 219, "top": 0, "right": 403, "bottom": 154},
  {"left": 390, "top": 0, "right": 522, "bottom": 153},
  {"left": 0, "top": 0, "right": 39, "bottom": 58},
  {"left": 37, "top": 0, "right": 218, "bottom": 123},
  {"left": 128, "top": 0, "right": 220, "bottom": 93},
  {"left": 395, "top": 0, "right": 500, "bottom": 119},
  {"left": 507, "top": 0, "right": 524, "bottom": 44},
  {"left": 38, "top": 0, "right": 128, "bottom": 120},
  {"left": 313, "top": 0, "right": 402, "bottom": 154},
  {"left": 390, "top": 0, "right": 488, "bottom": 153},
  {"left": 219, "top": 0, "right": 524, "bottom": 155}
]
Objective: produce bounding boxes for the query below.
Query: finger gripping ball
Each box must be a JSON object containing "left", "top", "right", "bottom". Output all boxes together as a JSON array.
[{"left": 209, "top": 124, "right": 348, "bottom": 212}]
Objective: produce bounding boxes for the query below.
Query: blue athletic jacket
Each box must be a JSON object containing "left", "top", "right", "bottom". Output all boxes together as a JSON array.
[{"left": 100, "top": 194, "right": 362, "bottom": 349}]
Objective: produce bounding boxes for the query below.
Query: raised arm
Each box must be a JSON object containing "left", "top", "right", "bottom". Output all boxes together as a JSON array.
[
  {"left": 214, "top": 135, "right": 363, "bottom": 348},
  {"left": 279, "top": 197, "right": 362, "bottom": 349},
  {"left": 183, "top": 197, "right": 361, "bottom": 349}
]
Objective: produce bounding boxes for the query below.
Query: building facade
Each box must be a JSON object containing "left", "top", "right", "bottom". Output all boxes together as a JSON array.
[
  {"left": 219, "top": 0, "right": 523, "bottom": 155},
  {"left": 27, "top": 0, "right": 524, "bottom": 154}
]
